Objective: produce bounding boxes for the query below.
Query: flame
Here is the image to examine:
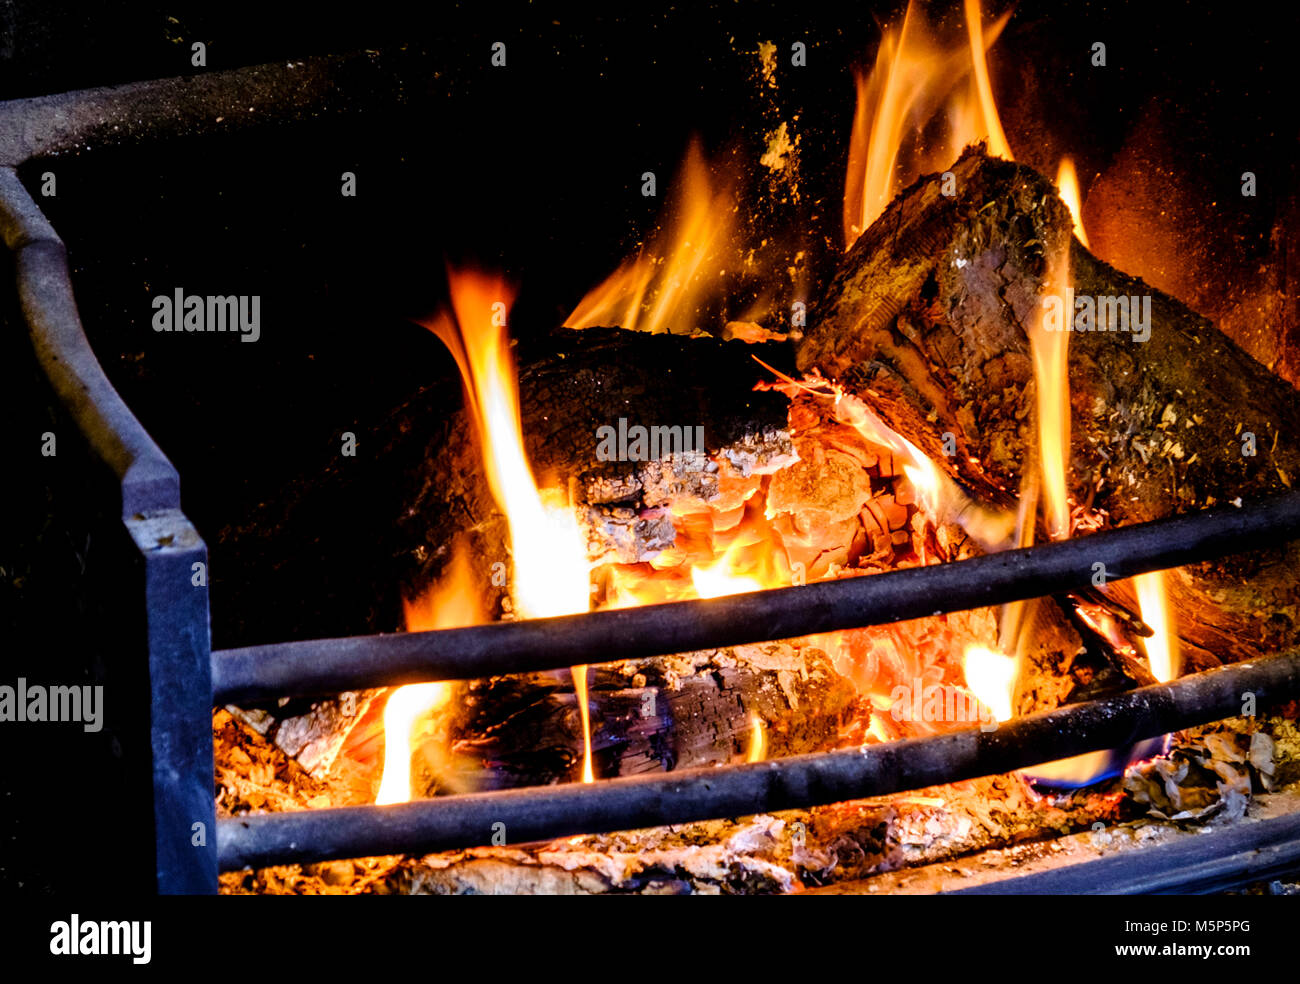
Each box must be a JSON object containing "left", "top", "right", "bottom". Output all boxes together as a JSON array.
[
  {"left": 690, "top": 537, "right": 769, "bottom": 599},
  {"left": 423, "top": 269, "right": 595, "bottom": 783},
  {"left": 821, "top": 383, "right": 1014, "bottom": 548},
  {"left": 746, "top": 712, "right": 767, "bottom": 763},
  {"left": 961, "top": 645, "right": 1017, "bottom": 722},
  {"left": 1030, "top": 245, "right": 1073, "bottom": 540},
  {"left": 572, "top": 666, "right": 595, "bottom": 784},
  {"left": 843, "top": 0, "right": 1012, "bottom": 246},
  {"left": 958, "top": 167, "right": 1183, "bottom": 788},
  {"left": 1055, "top": 157, "right": 1091, "bottom": 248},
  {"left": 1134, "top": 571, "right": 1180, "bottom": 683},
  {"left": 963, "top": 0, "right": 1012, "bottom": 161},
  {"left": 376, "top": 545, "right": 483, "bottom": 805},
  {"left": 565, "top": 139, "right": 734, "bottom": 336}
]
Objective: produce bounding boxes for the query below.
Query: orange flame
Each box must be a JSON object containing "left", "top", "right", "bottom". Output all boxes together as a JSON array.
[
  {"left": 1055, "top": 157, "right": 1090, "bottom": 248},
  {"left": 1030, "top": 245, "right": 1073, "bottom": 541},
  {"left": 376, "top": 544, "right": 484, "bottom": 805},
  {"left": 1134, "top": 571, "right": 1180, "bottom": 683},
  {"left": 566, "top": 139, "right": 734, "bottom": 336},
  {"left": 746, "top": 712, "right": 767, "bottom": 763},
  {"left": 843, "top": 0, "right": 1012, "bottom": 247},
  {"left": 423, "top": 270, "right": 596, "bottom": 783}
]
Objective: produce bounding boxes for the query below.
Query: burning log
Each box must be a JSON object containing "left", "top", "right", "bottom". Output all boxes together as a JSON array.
[
  {"left": 214, "top": 327, "right": 798, "bottom": 774},
  {"left": 340, "top": 643, "right": 856, "bottom": 794},
  {"left": 798, "top": 146, "right": 1300, "bottom": 668},
  {"left": 215, "top": 326, "right": 794, "bottom": 647}
]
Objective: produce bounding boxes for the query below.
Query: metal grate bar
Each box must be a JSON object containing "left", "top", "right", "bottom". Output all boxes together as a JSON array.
[
  {"left": 213, "top": 491, "right": 1300, "bottom": 704},
  {"left": 218, "top": 648, "right": 1300, "bottom": 870}
]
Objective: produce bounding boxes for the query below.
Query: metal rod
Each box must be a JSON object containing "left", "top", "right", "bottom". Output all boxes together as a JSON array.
[
  {"left": 212, "top": 490, "right": 1300, "bottom": 703},
  {"left": 948, "top": 809, "right": 1300, "bottom": 894},
  {"left": 0, "top": 52, "right": 417, "bottom": 166},
  {"left": 0, "top": 168, "right": 180, "bottom": 515},
  {"left": 218, "top": 647, "right": 1300, "bottom": 871}
]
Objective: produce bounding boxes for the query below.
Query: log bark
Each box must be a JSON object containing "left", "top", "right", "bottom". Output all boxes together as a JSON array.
[{"left": 798, "top": 146, "right": 1300, "bottom": 667}]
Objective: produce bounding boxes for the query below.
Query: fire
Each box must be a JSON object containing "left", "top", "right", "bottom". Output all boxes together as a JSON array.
[
  {"left": 961, "top": 645, "right": 1016, "bottom": 723},
  {"left": 843, "top": 0, "right": 1012, "bottom": 247},
  {"left": 746, "top": 712, "right": 767, "bottom": 763},
  {"left": 565, "top": 139, "right": 734, "bottom": 336},
  {"left": 374, "top": 3, "right": 1188, "bottom": 803},
  {"left": 962, "top": 0, "right": 1012, "bottom": 162},
  {"left": 376, "top": 544, "right": 483, "bottom": 805},
  {"left": 423, "top": 269, "right": 595, "bottom": 783},
  {"left": 1134, "top": 571, "right": 1180, "bottom": 683},
  {"left": 1055, "top": 157, "right": 1091, "bottom": 248},
  {"left": 963, "top": 157, "right": 1184, "bottom": 786},
  {"left": 1031, "top": 246, "right": 1074, "bottom": 541},
  {"left": 690, "top": 536, "right": 770, "bottom": 599}
]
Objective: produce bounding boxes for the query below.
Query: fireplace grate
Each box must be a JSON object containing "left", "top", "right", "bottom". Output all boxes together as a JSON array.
[{"left": 5, "top": 60, "right": 1300, "bottom": 895}]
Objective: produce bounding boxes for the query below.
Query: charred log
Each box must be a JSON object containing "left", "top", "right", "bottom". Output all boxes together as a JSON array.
[
  {"left": 798, "top": 146, "right": 1300, "bottom": 668},
  {"left": 331, "top": 643, "right": 857, "bottom": 794}
]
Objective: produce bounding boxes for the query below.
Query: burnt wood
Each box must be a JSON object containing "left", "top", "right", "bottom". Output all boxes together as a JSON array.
[{"left": 798, "top": 146, "right": 1300, "bottom": 667}]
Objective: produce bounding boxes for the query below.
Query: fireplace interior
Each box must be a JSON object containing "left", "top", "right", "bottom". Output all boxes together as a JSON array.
[{"left": 3, "top": 0, "right": 1299, "bottom": 896}]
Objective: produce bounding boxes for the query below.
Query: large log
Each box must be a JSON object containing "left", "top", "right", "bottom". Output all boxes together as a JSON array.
[
  {"left": 334, "top": 642, "right": 857, "bottom": 795},
  {"left": 798, "top": 146, "right": 1300, "bottom": 667}
]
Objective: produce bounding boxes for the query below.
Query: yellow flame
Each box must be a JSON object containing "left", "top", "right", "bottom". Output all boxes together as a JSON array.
[
  {"left": 962, "top": 645, "right": 1017, "bottom": 722},
  {"left": 566, "top": 139, "right": 733, "bottom": 336},
  {"left": 1134, "top": 571, "right": 1180, "bottom": 683},
  {"left": 690, "top": 537, "right": 768, "bottom": 599},
  {"left": 375, "top": 683, "right": 453, "bottom": 805},
  {"left": 573, "top": 665, "right": 595, "bottom": 783},
  {"left": 1030, "top": 246, "right": 1073, "bottom": 541},
  {"left": 1055, "top": 157, "right": 1090, "bottom": 248},
  {"left": 963, "top": 0, "right": 1013, "bottom": 161},
  {"left": 746, "top": 712, "right": 767, "bottom": 763},
  {"left": 377, "top": 544, "right": 483, "bottom": 805},
  {"left": 843, "top": 0, "right": 1012, "bottom": 247},
  {"left": 424, "top": 270, "right": 595, "bottom": 783}
]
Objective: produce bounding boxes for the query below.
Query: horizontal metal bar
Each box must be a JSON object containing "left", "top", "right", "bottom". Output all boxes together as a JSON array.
[
  {"left": 218, "top": 648, "right": 1300, "bottom": 871},
  {"left": 212, "top": 490, "right": 1300, "bottom": 704},
  {"left": 951, "top": 809, "right": 1300, "bottom": 895},
  {"left": 0, "top": 51, "right": 417, "bottom": 167}
]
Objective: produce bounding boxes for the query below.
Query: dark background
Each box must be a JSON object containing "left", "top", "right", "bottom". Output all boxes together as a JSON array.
[{"left": 0, "top": 0, "right": 1296, "bottom": 895}]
